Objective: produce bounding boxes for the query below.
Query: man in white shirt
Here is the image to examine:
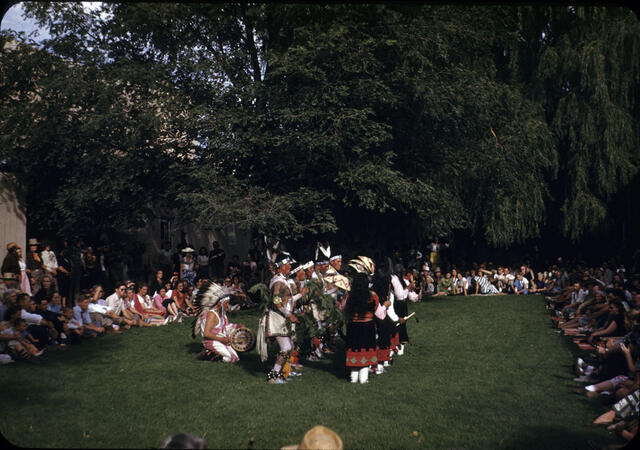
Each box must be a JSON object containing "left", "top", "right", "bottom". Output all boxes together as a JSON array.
[
  {"left": 17, "top": 293, "right": 57, "bottom": 349},
  {"left": 104, "top": 284, "right": 137, "bottom": 328},
  {"left": 390, "top": 270, "right": 416, "bottom": 355}
]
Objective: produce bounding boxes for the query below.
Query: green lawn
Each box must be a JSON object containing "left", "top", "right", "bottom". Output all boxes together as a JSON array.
[{"left": 0, "top": 295, "right": 615, "bottom": 448}]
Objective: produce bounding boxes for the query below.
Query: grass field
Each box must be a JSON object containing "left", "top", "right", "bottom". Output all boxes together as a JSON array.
[{"left": 0, "top": 295, "right": 616, "bottom": 448}]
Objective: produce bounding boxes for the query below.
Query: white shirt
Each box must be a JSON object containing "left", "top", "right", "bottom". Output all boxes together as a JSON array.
[
  {"left": 105, "top": 292, "right": 126, "bottom": 316},
  {"left": 386, "top": 292, "right": 399, "bottom": 322},
  {"left": 21, "top": 309, "right": 43, "bottom": 325},
  {"left": 88, "top": 303, "right": 112, "bottom": 315},
  {"left": 137, "top": 294, "right": 153, "bottom": 309},
  {"left": 390, "top": 274, "right": 408, "bottom": 301},
  {"left": 41, "top": 250, "right": 59, "bottom": 272}
]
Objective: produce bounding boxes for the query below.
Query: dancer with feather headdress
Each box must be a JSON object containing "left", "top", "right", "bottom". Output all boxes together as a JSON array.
[{"left": 192, "top": 281, "right": 244, "bottom": 363}]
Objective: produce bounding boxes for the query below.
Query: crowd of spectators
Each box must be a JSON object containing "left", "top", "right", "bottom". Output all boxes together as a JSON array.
[
  {"left": 0, "top": 237, "right": 261, "bottom": 364},
  {"left": 545, "top": 270, "right": 640, "bottom": 449},
  {"left": 2, "top": 236, "right": 639, "bottom": 445}
]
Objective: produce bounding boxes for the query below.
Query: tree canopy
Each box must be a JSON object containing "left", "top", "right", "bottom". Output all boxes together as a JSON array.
[{"left": 1, "top": 3, "right": 638, "bottom": 248}]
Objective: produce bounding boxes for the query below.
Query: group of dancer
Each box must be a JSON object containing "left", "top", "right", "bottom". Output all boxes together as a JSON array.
[{"left": 191, "top": 242, "right": 416, "bottom": 384}]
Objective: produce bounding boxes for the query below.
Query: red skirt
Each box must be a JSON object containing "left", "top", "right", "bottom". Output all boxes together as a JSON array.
[
  {"left": 377, "top": 347, "right": 391, "bottom": 362},
  {"left": 346, "top": 321, "right": 378, "bottom": 367}
]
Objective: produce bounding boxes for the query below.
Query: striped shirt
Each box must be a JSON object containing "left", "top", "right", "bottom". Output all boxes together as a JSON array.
[{"left": 474, "top": 275, "right": 493, "bottom": 294}]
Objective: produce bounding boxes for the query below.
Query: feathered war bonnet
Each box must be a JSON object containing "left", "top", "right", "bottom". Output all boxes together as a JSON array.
[{"left": 191, "top": 281, "right": 232, "bottom": 338}]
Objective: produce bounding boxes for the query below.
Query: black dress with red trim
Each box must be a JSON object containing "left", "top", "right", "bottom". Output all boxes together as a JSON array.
[
  {"left": 375, "top": 316, "right": 393, "bottom": 363},
  {"left": 345, "top": 294, "right": 378, "bottom": 368}
]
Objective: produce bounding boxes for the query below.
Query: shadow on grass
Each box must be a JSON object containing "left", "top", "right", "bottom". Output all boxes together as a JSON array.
[
  {"left": 500, "top": 425, "right": 613, "bottom": 450},
  {"left": 182, "top": 341, "right": 267, "bottom": 379}
]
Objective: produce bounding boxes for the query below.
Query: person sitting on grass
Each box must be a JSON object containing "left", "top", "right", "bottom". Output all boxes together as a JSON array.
[
  {"left": 575, "top": 312, "right": 640, "bottom": 385},
  {"left": 18, "top": 294, "right": 58, "bottom": 349},
  {"left": 587, "top": 301, "right": 627, "bottom": 345},
  {"left": 132, "top": 284, "right": 168, "bottom": 326},
  {"left": 454, "top": 272, "right": 468, "bottom": 296},
  {"left": 1, "top": 316, "right": 43, "bottom": 362},
  {"left": 590, "top": 385, "right": 640, "bottom": 437},
  {"left": 86, "top": 285, "right": 127, "bottom": 333},
  {"left": 557, "top": 286, "right": 611, "bottom": 336},
  {"left": 474, "top": 268, "right": 502, "bottom": 295},
  {"left": 557, "top": 282, "right": 589, "bottom": 317},
  {"left": 73, "top": 295, "right": 106, "bottom": 338},
  {"left": 122, "top": 287, "right": 153, "bottom": 327},
  {"left": 35, "top": 297, "right": 66, "bottom": 338},
  {"left": 47, "top": 292, "right": 63, "bottom": 314},
  {"left": 171, "top": 280, "right": 194, "bottom": 317},
  {"left": 155, "top": 286, "right": 180, "bottom": 322},
  {"left": 105, "top": 284, "right": 137, "bottom": 327},
  {"left": 60, "top": 306, "right": 84, "bottom": 342},
  {"left": 547, "top": 281, "right": 586, "bottom": 311},
  {"left": 514, "top": 273, "right": 529, "bottom": 295},
  {"left": 434, "top": 272, "right": 453, "bottom": 296},
  {"left": 530, "top": 272, "right": 548, "bottom": 295}
]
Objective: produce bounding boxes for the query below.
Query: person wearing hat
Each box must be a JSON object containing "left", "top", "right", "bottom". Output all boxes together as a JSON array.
[
  {"left": 179, "top": 247, "right": 196, "bottom": 286},
  {"left": 1, "top": 243, "right": 21, "bottom": 281},
  {"left": 257, "top": 252, "right": 299, "bottom": 384},
  {"left": 25, "top": 238, "right": 44, "bottom": 295}
]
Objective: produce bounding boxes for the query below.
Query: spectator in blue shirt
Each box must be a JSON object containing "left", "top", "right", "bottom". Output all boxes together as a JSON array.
[{"left": 73, "top": 295, "right": 105, "bottom": 338}]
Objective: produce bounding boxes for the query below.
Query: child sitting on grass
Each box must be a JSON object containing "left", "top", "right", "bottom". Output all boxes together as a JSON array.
[
  {"left": 1, "top": 317, "right": 43, "bottom": 361},
  {"left": 61, "top": 306, "right": 85, "bottom": 342}
]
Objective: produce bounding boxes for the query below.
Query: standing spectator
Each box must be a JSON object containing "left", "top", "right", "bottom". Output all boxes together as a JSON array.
[
  {"left": 242, "top": 253, "right": 258, "bottom": 286},
  {"left": 209, "top": 241, "right": 225, "bottom": 280},
  {"left": 17, "top": 246, "right": 31, "bottom": 295},
  {"left": 196, "top": 247, "right": 209, "bottom": 281},
  {"left": 69, "top": 239, "right": 85, "bottom": 305},
  {"left": 158, "top": 243, "right": 173, "bottom": 280},
  {"left": 56, "top": 247, "right": 72, "bottom": 308},
  {"left": 84, "top": 246, "right": 99, "bottom": 289},
  {"left": 226, "top": 255, "right": 241, "bottom": 278},
  {"left": 180, "top": 247, "right": 196, "bottom": 286},
  {"left": 1, "top": 242, "right": 21, "bottom": 280},
  {"left": 40, "top": 241, "right": 59, "bottom": 291},
  {"left": 25, "top": 238, "right": 44, "bottom": 295},
  {"left": 96, "top": 245, "right": 109, "bottom": 292},
  {"left": 392, "top": 250, "right": 405, "bottom": 274}
]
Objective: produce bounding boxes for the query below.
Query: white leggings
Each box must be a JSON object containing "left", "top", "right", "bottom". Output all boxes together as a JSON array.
[{"left": 276, "top": 336, "right": 293, "bottom": 353}]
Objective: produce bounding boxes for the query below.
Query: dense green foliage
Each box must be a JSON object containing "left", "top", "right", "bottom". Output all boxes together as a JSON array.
[
  {"left": 1, "top": 4, "right": 638, "bottom": 246},
  {"left": 0, "top": 296, "right": 615, "bottom": 448}
]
